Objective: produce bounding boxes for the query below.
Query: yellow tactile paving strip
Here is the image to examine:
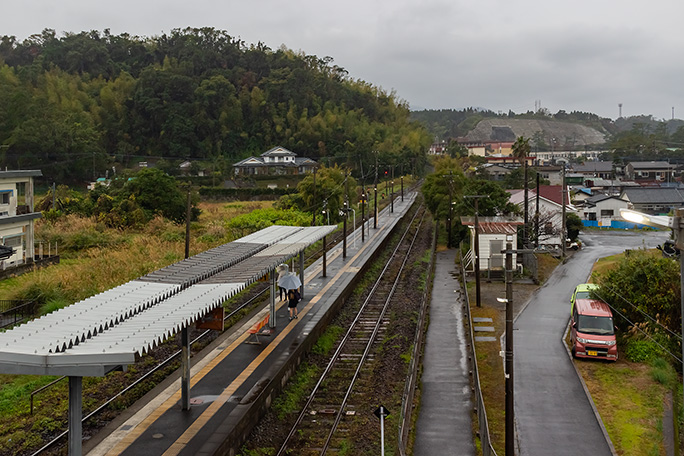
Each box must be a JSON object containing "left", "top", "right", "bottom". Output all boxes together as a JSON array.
[{"left": 105, "top": 224, "right": 387, "bottom": 456}]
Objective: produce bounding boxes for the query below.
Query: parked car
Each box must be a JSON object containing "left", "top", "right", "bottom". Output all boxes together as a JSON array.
[
  {"left": 570, "top": 283, "right": 598, "bottom": 314},
  {"left": 570, "top": 298, "right": 617, "bottom": 361}
]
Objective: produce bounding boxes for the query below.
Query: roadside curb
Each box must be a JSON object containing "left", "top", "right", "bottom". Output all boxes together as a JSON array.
[{"left": 561, "top": 321, "right": 618, "bottom": 456}]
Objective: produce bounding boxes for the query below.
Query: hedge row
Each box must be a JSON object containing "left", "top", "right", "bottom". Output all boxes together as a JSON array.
[{"left": 199, "top": 187, "right": 298, "bottom": 199}]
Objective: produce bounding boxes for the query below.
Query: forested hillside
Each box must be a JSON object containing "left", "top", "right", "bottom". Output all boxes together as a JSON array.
[{"left": 0, "top": 28, "right": 431, "bottom": 182}]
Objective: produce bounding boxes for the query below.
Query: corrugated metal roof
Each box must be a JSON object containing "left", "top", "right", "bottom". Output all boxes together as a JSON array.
[
  {"left": 0, "top": 170, "right": 43, "bottom": 179},
  {"left": 460, "top": 216, "right": 522, "bottom": 234},
  {"left": 0, "top": 225, "right": 336, "bottom": 376}
]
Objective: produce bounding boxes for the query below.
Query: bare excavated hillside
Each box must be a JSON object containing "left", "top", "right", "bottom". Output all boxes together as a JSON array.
[{"left": 463, "top": 118, "right": 607, "bottom": 147}]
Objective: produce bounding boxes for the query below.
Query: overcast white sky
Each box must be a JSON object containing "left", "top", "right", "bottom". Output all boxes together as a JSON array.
[{"left": 2, "top": 0, "right": 683, "bottom": 120}]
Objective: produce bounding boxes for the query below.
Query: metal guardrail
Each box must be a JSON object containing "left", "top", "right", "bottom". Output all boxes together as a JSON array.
[
  {"left": 0, "top": 300, "right": 35, "bottom": 329},
  {"left": 30, "top": 286, "right": 271, "bottom": 456},
  {"left": 460, "top": 245, "right": 499, "bottom": 456}
]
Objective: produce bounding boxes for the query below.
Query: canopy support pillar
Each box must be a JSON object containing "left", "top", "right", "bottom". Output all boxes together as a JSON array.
[
  {"left": 270, "top": 268, "right": 277, "bottom": 329},
  {"left": 299, "top": 251, "right": 305, "bottom": 299},
  {"left": 181, "top": 326, "right": 190, "bottom": 410},
  {"left": 68, "top": 376, "right": 82, "bottom": 456},
  {"left": 322, "top": 235, "right": 327, "bottom": 278}
]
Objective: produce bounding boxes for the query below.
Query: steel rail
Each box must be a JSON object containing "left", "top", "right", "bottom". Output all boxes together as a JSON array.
[
  {"left": 275, "top": 205, "right": 424, "bottom": 456},
  {"left": 320, "top": 209, "right": 426, "bottom": 455},
  {"left": 32, "top": 187, "right": 422, "bottom": 455},
  {"left": 31, "top": 286, "right": 270, "bottom": 456}
]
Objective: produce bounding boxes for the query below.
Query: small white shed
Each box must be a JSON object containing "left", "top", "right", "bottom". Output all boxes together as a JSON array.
[{"left": 460, "top": 216, "right": 523, "bottom": 271}]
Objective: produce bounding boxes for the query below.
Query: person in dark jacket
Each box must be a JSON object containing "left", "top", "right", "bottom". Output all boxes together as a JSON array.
[{"left": 287, "top": 289, "right": 299, "bottom": 320}]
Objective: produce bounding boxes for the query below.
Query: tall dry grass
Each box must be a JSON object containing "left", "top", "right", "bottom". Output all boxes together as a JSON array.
[{"left": 3, "top": 200, "right": 274, "bottom": 307}]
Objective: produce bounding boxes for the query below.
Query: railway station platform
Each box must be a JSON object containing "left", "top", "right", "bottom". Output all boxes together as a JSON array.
[{"left": 87, "top": 192, "right": 417, "bottom": 456}]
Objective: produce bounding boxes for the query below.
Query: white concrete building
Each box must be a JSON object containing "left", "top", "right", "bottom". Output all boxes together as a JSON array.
[
  {"left": 581, "top": 194, "right": 629, "bottom": 226},
  {"left": 460, "top": 217, "right": 522, "bottom": 270},
  {"left": 0, "top": 170, "right": 42, "bottom": 268}
]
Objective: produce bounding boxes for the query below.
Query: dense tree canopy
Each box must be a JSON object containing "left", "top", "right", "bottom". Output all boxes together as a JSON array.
[
  {"left": 594, "top": 251, "right": 681, "bottom": 359},
  {"left": 0, "top": 28, "right": 431, "bottom": 182}
]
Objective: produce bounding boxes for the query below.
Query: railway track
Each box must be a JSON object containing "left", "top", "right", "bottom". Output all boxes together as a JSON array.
[
  {"left": 31, "top": 190, "right": 420, "bottom": 456},
  {"left": 276, "top": 205, "right": 427, "bottom": 455}
]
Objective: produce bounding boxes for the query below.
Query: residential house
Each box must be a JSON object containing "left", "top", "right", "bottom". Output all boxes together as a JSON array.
[
  {"left": 233, "top": 146, "right": 318, "bottom": 176},
  {"left": 537, "top": 165, "right": 563, "bottom": 185},
  {"left": 479, "top": 163, "right": 515, "bottom": 182},
  {"left": 624, "top": 161, "right": 676, "bottom": 184},
  {"left": 508, "top": 185, "right": 577, "bottom": 248},
  {"left": 619, "top": 187, "right": 684, "bottom": 215},
  {"left": 571, "top": 187, "right": 593, "bottom": 205},
  {"left": 0, "top": 170, "right": 42, "bottom": 269},
  {"left": 584, "top": 179, "right": 639, "bottom": 196},
  {"left": 428, "top": 140, "right": 447, "bottom": 155},
  {"left": 179, "top": 160, "right": 205, "bottom": 176},
  {"left": 460, "top": 217, "right": 523, "bottom": 271},
  {"left": 569, "top": 161, "right": 614, "bottom": 180},
  {"left": 582, "top": 194, "right": 629, "bottom": 226}
]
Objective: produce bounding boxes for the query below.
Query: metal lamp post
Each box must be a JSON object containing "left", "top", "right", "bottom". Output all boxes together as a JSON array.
[
  {"left": 391, "top": 180, "right": 394, "bottom": 213},
  {"left": 361, "top": 192, "right": 366, "bottom": 242},
  {"left": 498, "top": 235, "right": 533, "bottom": 456}
]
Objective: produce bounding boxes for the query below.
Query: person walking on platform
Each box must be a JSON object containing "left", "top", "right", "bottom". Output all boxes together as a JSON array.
[
  {"left": 277, "top": 264, "right": 288, "bottom": 301},
  {"left": 287, "top": 289, "right": 299, "bottom": 320}
]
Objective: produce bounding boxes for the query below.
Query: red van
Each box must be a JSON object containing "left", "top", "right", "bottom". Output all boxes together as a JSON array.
[{"left": 570, "top": 298, "right": 617, "bottom": 361}]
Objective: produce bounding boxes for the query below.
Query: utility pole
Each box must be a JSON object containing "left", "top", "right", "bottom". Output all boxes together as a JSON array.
[
  {"left": 504, "top": 236, "right": 514, "bottom": 456},
  {"left": 447, "top": 172, "right": 453, "bottom": 249},
  {"left": 400, "top": 175, "right": 404, "bottom": 201},
  {"left": 677, "top": 210, "right": 684, "bottom": 401},
  {"left": 390, "top": 180, "right": 394, "bottom": 213},
  {"left": 311, "top": 167, "right": 317, "bottom": 226},
  {"left": 465, "top": 195, "right": 486, "bottom": 307},
  {"left": 361, "top": 190, "right": 365, "bottom": 242},
  {"left": 500, "top": 238, "right": 533, "bottom": 456},
  {"left": 185, "top": 187, "right": 192, "bottom": 259},
  {"left": 385, "top": 179, "right": 388, "bottom": 205},
  {"left": 343, "top": 171, "right": 349, "bottom": 259},
  {"left": 343, "top": 200, "right": 348, "bottom": 259},
  {"left": 562, "top": 166, "right": 567, "bottom": 257},
  {"left": 523, "top": 159, "right": 529, "bottom": 248},
  {"left": 535, "top": 173, "right": 540, "bottom": 249},
  {"left": 390, "top": 166, "right": 395, "bottom": 213},
  {"left": 374, "top": 152, "right": 378, "bottom": 229}
]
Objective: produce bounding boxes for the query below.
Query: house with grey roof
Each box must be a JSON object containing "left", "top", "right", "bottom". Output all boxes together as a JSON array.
[
  {"left": 582, "top": 194, "right": 629, "bottom": 225},
  {"left": 233, "top": 146, "right": 318, "bottom": 176},
  {"left": 569, "top": 161, "right": 614, "bottom": 180},
  {"left": 624, "top": 161, "right": 676, "bottom": 183},
  {"left": 620, "top": 187, "right": 684, "bottom": 215}
]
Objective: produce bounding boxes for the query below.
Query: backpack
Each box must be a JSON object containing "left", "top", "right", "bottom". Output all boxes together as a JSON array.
[{"left": 294, "top": 289, "right": 301, "bottom": 303}]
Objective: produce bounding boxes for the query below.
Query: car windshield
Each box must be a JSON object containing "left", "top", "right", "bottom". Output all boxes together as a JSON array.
[
  {"left": 577, "top": 315, "right": 614, "bottom": 335},
  {"left": 575, "top": 290, "right": 593, "bottom": 300}
]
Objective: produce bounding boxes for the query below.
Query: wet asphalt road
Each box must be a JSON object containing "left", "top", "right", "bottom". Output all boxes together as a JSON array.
[{"left": 514, "top": 230, "right": 669, "bottom": 456}]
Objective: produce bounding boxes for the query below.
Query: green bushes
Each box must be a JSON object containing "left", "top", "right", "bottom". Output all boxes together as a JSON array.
[
  {"left": 595, "top": 250, "right": 680, "bottom": 361},
  {"left": 199, "top": 186, "right": 297, "bottom": 199},
  {"left": 624, "top": 339, "right": 663, "bottom": 363}
]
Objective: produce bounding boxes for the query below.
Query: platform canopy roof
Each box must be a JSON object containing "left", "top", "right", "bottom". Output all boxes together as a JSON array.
[{"left": 0, "top": 225, "right": 336, "bottom": 376}]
